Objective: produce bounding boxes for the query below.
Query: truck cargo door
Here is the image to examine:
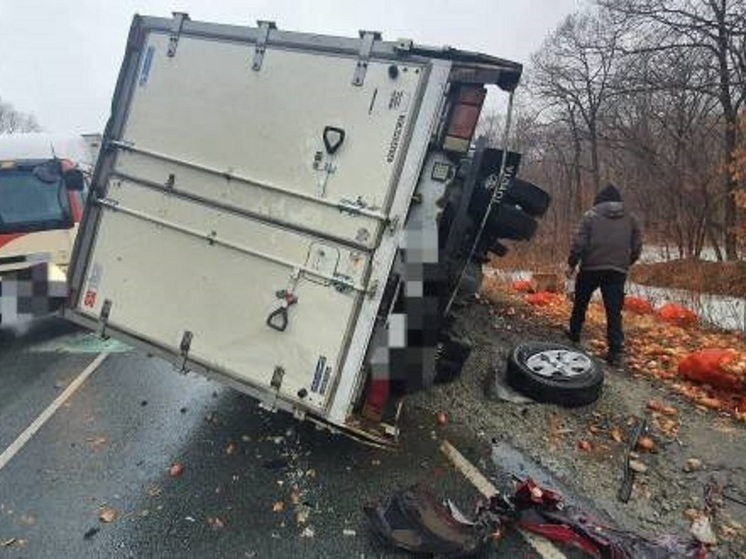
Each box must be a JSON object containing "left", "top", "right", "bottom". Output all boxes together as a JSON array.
[{"left": 69, "top": 25, "right": 427, "bottom": 415}]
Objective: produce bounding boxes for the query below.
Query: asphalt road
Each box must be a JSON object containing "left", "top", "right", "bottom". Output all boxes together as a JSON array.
[{"left": 0, "top": 318, "right": 578, "bottom": 559}]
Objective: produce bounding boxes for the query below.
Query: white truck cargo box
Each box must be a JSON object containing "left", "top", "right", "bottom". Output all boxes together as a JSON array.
[{"left": 66, "top": 14, "right": 548, "bottom": 444}]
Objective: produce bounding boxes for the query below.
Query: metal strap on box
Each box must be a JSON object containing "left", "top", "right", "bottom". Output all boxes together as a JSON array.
[
  {"left": 98, "top": 299, "right": 112, "bottom": 338},
  {"left": 108, "top": 140, "right": 389, "bottom": 223},
  {"left": 167, "top": 12, "right": 190, "bottom": 58},
  {"left": 179, "top": 330, "right": 193, "bottom": 372},
  {"left": 94, "top": 197, "right": 375, "bottom": 296},
  {"left": 251, "top": 20, "right": 276, "bottom": 71},
  {"left": 394, "top": 39, "right": 413, "bottom": 53},
  {"left": 352, "top": 30, "right": 382, "bottom": 86}
]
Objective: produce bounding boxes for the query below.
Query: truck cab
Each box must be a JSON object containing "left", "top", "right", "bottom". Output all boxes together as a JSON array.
[{"left": 0, "top": 133, "right": 100, "bottom": 324}]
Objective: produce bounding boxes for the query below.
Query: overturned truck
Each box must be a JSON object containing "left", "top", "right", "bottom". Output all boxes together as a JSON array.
[{"left": 65, "top": 14, "right": 550, "bottom": 444}]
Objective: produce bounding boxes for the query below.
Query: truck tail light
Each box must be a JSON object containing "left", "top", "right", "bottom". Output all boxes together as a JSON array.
[
  {"left": 442, "top": 86, "right": 487, "bottom": 153},
  {"left": 362, "top": 378, "right": 389, "bottom": 422}
]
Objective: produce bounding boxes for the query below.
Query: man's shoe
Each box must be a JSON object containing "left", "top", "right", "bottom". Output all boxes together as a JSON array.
[{"left": 606, "top": 352, "right": 623, "bottom": 366}]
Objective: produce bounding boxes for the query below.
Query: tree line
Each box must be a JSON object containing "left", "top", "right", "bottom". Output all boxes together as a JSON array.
[
  {"left": 0, "top": 96, "right": 40, "bottom": 135},
  {"left": 490, "top": 0, "right": 745, "bottom": 262}
]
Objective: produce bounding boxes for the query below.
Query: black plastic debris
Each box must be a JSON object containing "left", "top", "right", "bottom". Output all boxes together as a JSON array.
[
  {"left": 83, "top": 527, "right": 100, "bottom": 540},
  {"left": 364, "top": 484, "right": 495, "bottom": 558}
]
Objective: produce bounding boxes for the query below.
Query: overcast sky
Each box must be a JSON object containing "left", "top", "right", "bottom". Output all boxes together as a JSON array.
[{"left": 0, "top": 0, "right": 584, "bottom": 134}]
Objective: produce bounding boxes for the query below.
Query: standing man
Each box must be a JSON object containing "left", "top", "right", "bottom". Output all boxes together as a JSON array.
[{"left": 566, "top": 184, "right": 642, "bottom": 366}]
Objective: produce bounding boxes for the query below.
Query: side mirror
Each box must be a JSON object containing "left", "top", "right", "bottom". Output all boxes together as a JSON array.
[{"left": 64, "top": 168, "right": 85, "bottom": 191}]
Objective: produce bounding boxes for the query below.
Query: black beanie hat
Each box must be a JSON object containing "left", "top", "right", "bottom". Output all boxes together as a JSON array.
[{"left": 594, "top": 184, "right": 622, "bottom": 205}]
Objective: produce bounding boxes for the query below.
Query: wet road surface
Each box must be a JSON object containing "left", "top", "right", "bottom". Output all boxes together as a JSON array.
[{"left": 0, "top": 318, "right": 583, "bottom": 558}]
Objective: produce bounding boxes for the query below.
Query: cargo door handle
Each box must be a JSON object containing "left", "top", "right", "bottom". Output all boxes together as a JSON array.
[
  {"left": 323, "top": 126, "right": 345, "bottom": 155},
  {"left": 266, "top": 292, "right": 298, "bottom": 332},
  {"left": 266, "top": 306, "right": 289, "bottom": 332}
]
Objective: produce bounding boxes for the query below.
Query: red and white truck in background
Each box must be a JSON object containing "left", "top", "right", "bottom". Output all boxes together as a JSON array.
[{"left": 0, "top": 133, "right": 100, "bottom": 325}]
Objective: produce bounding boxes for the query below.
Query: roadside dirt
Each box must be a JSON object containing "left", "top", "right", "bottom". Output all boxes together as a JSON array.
[{"left": 409, "top": 275, "right": 746, "bottom": 558}]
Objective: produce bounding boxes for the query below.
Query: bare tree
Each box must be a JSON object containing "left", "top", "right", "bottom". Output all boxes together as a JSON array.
[
  {"left": 476, "top": 105, "right": 541, "bottom": 157},
  {"left": 0, "top": 97, "right": 41, "bottom": 134},
  {"left": 598, "top": 0, "right": 746, "bottom": 259},
  {"left": 529, "top": 9, "right": 626, "bottom": 195},
  {"left": 522, "top": 118, "right": 586, "bottom": 255},
  {"left": 602, "top": 44, "right": 725, "bottom": 258}
]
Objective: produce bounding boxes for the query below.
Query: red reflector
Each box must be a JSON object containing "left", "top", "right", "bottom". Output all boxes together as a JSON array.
[
  {"left": 362, "top": 378, "right": 389, "bottom": 421},
  {"left": 459, "top": 86, "right": 487, "bottom": 105},
  {"left": 68, "top": 191, "right": 83, "bottom": 222},
  {"left": 447, "top": 104, "right": 481, "bottom": 139}
]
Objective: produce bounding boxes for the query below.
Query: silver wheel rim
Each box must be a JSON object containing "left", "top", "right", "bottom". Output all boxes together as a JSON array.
[{"left": 524, "top": 349, "right": 592, "bottom": 379}]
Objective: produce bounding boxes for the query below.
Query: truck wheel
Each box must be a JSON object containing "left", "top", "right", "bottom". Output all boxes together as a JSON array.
[
  {"left": 434, "top": 358, "right": 464, "bottom": 384},
  {"left": 505, "top": 179, "right": 551, "bottom": 218},
  {"left": 506, "top": 342, "right": 603, "bottom": 407},
  {"left": 434, "top": 336, "right": 471, "bottom": 384},
  {"left": 489, "top": 204, "right": 537, "bottom": 241}
]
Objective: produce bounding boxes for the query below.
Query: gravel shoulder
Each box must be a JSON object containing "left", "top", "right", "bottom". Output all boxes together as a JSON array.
[{"left": 409, "top": 290, "right": 746, "bottom": 558}]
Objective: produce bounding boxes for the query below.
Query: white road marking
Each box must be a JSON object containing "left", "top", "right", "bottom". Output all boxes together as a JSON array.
[
  {"left": 0, "top": 352, "right": 109, "bottom": 472},
  {"left": 440, "top": 440, "right": 567, "bottom": 559}
]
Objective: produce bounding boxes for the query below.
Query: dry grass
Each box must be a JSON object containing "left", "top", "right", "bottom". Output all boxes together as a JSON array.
[
  {"left": 493, "top": 247, "right": 746, "bottom": 299},
  {"left": 490, "top": 242, "right": 566, "bottom": 275}
]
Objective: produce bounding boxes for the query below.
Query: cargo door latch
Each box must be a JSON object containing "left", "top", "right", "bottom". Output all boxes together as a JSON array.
[
  {"left": 179, "top": 330, "right": 193, "bottom": 373},
  {"left": 98, "top": 299, "right": 112, "bottom": 339},
  {"left": 352, "top": 30, "right": 382, "bottom": 86},
  {"left": 167, "top": 12, "right": 190, "bottom": 58},
  {"left": 316, "top": 127, "right": 346, "bottom": 197},
  {"left": 251, "top": 20, "right": 276, "bottom": 71}
]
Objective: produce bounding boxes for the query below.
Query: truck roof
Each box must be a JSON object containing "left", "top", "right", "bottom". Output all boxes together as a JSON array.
[
  {"left": 136, "top": 15, "right": 523, "bottom": 91},
  {"left": 0, "top": 133, "right": 100, "bottom": 167}
]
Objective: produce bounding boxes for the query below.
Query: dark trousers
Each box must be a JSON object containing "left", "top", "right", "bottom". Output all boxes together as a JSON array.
[{"left": 569, "top": 269, "right": 626, "bottom": 355}]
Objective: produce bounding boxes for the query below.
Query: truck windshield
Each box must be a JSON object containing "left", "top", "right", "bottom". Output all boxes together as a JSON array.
[{"left": 0, "top": 161, "right": 73, "bottom": 234}]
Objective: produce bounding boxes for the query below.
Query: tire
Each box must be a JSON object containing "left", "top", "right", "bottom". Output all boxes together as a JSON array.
[
  {"left": 434, "top": 336, "right": 472, "bottom": 384},
  {"left": 506, "top": 341, "right": 603, "bottom": 407},
  {"left": 483, "top": 203, "right": 538, "bottom": 244},
  {"left": 434, "top": 358, "right": 464, "bottom": 384},
  {"left": 488, "top": 203, "right": 538, "bottom": 241},
  {"left": 505, "top": 178, "right": 551, "bottom": 218}
]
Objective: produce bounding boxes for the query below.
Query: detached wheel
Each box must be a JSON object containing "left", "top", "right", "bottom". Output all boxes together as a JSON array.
[{"left": 506, "top": 342, "right": 603, "bottom": 407}]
